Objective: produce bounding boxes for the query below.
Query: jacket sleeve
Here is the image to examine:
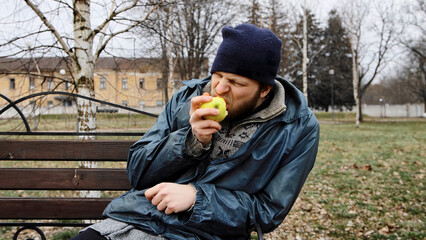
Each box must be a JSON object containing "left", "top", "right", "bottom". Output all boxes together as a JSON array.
[
  {"left": 127, "top": 89, "right": 202, "bottom": 190},
  {"left": 186, "top": 115, "right": 320, "bottom": 238}
]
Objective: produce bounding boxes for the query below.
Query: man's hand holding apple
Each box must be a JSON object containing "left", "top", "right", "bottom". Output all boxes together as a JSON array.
[{"left": 189, "top": 93, "right": 226, "bottom": 145}]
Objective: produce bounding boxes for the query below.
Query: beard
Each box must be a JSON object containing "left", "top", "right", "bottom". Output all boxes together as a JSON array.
[{"left": 226, "top": 88, "right": 262, "bottom": 121}]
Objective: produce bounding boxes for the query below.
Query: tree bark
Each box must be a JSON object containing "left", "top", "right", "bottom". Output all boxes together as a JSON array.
[
  {"left": 302, "top": 1, "right": 309, "bottom": 104},
  {"left": 350, "top": 5, "right": 360, "bottom": 128},
  {"left": 73, "top": 0, "right": 99, "bottom": 199}
]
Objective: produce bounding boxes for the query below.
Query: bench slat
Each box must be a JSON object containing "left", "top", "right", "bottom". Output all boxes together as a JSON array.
[
  {"left": 0, "top": 140, "right": 134, "bottom": 161},
  {"left": 0, "top": 168, "right": 131, "bottom": 190},
  {"left": 0, "top": 198, "right": 113, "bottom": 219}
]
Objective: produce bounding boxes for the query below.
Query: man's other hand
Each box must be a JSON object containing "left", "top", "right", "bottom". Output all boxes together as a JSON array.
[{"left": 145, "top": 183, "right": 197, "bottom": 215}]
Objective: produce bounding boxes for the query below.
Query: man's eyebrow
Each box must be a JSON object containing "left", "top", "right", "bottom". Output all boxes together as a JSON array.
[
  {"left": 217, "top": 72, "right": 248, "bottom": 84},
  {"left": 232, "top": 77, "right": 249, "bottom": 84}
]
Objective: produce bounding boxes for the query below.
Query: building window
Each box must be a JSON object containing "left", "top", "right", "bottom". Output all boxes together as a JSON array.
[
  {"left": 29, "top": 76, "right": 35, "bottom": 90},
  {"left": 47, "top": 101, "right": 53, "bottom": 108},
  {"left": 122, "top": 78, "right": 128, "bottom": 90},
  {"left": 63, "top": 100, "right": 72, "bottom": 106},
  {"left": 139, "top": 100, "right": 145, "bottom": 108},
  {"left": 65, "top": 81, "right": 71, "bottom": 90},
  {"left": 157, "top": 78, "right": 162, "bottom": 89},
  {"left": 100, "top": 77, "right": 107, "bottom": 90},
  {"left": 139, "top": 78, "right": 145, "bottom": 89},
  {"left": 122, "top": 100, "right": 128, "bottom": 107},
  {"left": 10, "top": 78, "right": 15, "bottom": 89},
  {"left": 156, "top": 100, "right": 163, "bottom": 106},
  {"left": 47, "top": 78, "right": 53, "bottom": 90}
]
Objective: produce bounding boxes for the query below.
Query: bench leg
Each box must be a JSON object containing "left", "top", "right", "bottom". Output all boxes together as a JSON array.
[
  {"left": 13, "top": 226, "right": 46, "bottom": 240},
  {"left": 255, "top": 223, "right": 263, "bottom": 240}
]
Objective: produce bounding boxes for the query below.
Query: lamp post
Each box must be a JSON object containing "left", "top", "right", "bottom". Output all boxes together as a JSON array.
[
  {"left": 379, "top": 97, "right": 386, "bottom": 118},
  {"left": 59, "top": 69, "right": 67, "bottom": 120},
  {"left": 329, "top": 69, "right": 335, "bottom": 121}
]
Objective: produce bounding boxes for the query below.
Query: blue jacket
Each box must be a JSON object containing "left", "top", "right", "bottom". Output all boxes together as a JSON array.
[{"left": 103, "top": 76, "right": 320, "bottom": 240}]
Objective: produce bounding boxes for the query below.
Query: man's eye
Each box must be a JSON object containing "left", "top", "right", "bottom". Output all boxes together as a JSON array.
[{"left": 232, "top": 81, "right": 245, "bottom": 86}]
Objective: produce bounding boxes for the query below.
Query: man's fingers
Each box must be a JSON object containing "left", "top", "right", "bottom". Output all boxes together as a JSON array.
[
  {"left": 196, "top": 107, "right": 220, "bottom": 118},
  {"left": 156, "top": 199, "right": 167, "bottom": 212},
  {"left": 190, "top": 95, "right": 212, "bottom": 115},
  {"left": 146, "top": 183, "right": 197, "bottom": 215},
  {"left": 150, "top": 193, "right": 163, "bottom": 206},
  {"left": 193, "top": 120, "right": 221, "bottom": 132},
  {"left": 164, "top": 206, "right": 175, "bottom": 215},
  {"left": 144, "top": 184, "right": 160, "bottom": 201},
  {"left": 191, "top": 119, "right": 221, "bottom": 138},
  {"left": 191, "top": 95, "right": 212, "bottom": 107},
  {"left": 190, "top": 106, "right": 220, "bottom": 123}
]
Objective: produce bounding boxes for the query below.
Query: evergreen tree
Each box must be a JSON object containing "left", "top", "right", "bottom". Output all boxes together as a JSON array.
[{"left": 318, "top": 10, "right": 354, "bottom": 110}]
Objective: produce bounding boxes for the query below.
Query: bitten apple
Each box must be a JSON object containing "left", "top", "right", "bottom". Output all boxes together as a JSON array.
[{"left": 199, "top": 97, "right": 228, "bottom": 122}]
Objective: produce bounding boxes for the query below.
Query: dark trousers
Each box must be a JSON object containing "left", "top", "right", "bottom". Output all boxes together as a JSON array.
[{"left": 70, "top": 228, "right": 107, "bottom": 240}]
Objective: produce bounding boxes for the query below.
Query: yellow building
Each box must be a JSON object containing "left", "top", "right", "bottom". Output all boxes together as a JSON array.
[{"left": 0, "top": 57, "right": 188, "bottom": 114}]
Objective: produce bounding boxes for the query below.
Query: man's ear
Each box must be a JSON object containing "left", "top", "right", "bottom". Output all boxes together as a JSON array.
[{"left": 260, "top": 85, "right": 274, "bottom": 99}]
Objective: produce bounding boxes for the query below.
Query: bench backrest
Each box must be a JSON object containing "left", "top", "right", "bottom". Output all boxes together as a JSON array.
[{"left": 0, "top": 139, "right": 134, "bottom": 220}]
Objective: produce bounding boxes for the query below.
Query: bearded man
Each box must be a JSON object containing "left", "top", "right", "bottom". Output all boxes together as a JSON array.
[{"left": 72, "top": 23, "right": 319, "bottom": 240}]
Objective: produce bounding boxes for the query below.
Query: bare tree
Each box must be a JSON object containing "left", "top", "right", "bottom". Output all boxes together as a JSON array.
[
  {"left": 172, "top": 0, "right": 237, "bottom": 80},
  {"left": 302, "top": 0, "right": 309, "bottom": 103},
  {"left": 400, "top": 0, "right": 426, "bottom": 112},
  {"left": 346, "top": 0, "right": 366, "bottom": 127},
  {"left": 341, "top": 0, "right": 402, "bottom": 126},
  {"left": 154, "top": 3, "right": 174, "bottom": 103},
  {"left": 249, "top": 0, "right": 261, "bottom": 26},
  {"left": 1, "top": 0, "right": 161, "bottom": 137},
  {"left": 139, "top": 0, "right": 237, "bottom": 98}
]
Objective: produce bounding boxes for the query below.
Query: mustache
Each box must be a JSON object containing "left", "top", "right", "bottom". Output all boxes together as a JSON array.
[{"left": 212, "top": 92, "right": 230, "bottom": 105}]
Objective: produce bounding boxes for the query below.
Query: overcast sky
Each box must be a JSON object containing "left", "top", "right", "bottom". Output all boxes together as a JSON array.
[{"left": 0, "top": 0, "right": 422, "bottom": 82}]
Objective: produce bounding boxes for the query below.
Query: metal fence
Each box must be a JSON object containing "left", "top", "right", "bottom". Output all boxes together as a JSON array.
[{"left": 0, "top": 91, "right": 159, "bottom": 136}]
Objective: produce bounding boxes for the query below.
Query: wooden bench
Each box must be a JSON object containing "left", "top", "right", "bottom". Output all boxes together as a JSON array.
[
  {"left": 0, "top": 93, "right": 265, "bottom": 239},
  {"left": 0, "top": 139, "right": 134, "bottom": 240},
  {"left": 0, "top": 139, "right": 265, "bottom": 240}
]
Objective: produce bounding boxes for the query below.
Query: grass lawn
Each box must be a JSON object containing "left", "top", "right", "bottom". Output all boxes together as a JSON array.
[
  {"left": 266, "top": 115, "right": 425, "bottom": 240},
  {"left": 0, "top": 113, "right": 425, "bottom": 239}
]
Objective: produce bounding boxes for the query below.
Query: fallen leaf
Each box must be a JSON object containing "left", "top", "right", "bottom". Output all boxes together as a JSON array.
[
  {"left": 364, "top": 230, "right": 374, "bottom": 236},
  {"left": 379, "top": 226, "right": 389, "bottom": 234},
  {"left": 352, "top": 163, "right": 372, "bottom": 171}
]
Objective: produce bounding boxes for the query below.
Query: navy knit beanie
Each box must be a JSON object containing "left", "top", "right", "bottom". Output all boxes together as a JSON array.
[{"left": 210, "top": 23, "right": 282, "bottom": 85}]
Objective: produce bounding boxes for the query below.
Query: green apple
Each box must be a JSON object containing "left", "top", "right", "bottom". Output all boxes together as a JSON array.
[{"left": 199, "top": 97, "right": 228, "bottom": 122}]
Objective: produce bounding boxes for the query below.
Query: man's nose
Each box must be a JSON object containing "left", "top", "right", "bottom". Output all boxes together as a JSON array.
[{"left": 215, "top": 78, "right": 230, "bottom": 95}]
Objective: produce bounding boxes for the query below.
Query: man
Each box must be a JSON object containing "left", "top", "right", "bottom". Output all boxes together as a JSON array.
[{"left": 72, "top": 23, "right": 319, "bottom": 240}]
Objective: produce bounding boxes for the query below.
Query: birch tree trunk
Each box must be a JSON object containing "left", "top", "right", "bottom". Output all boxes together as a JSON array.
[
  {"left": 302, "top": 0, "right": 309, "bottom": 104},
  {"left": 350, "top": 4, "right": 361, "bottom": 128},
  {"left": 73, "top": 0, "right": 99, "bottom": 198},
  {"left": 351, "top": 45, "right": 360, "bottom": 128}
]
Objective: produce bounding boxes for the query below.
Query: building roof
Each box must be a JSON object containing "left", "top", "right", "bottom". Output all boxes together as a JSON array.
[{"left": 0, "top": 57, "right": 162, "bottom": 74}]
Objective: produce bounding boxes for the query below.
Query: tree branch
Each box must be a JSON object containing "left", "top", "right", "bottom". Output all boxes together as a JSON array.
[
  {"left": 23, "top": 0, "right": 73, "bottom": 57},
  {"left": 93, "top": 2, "right": 161, "bottom": 61}
]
